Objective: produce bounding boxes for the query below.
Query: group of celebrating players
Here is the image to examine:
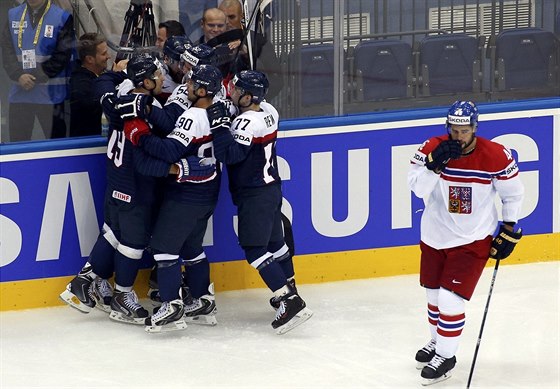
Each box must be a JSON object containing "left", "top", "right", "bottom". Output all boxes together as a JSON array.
[{"left": 59, "top": 35, "right": 313, "bottom": 336}]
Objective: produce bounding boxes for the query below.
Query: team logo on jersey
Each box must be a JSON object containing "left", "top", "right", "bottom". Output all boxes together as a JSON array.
[{"left": 448, "top": 186, "right": 472, "bottom": 214}]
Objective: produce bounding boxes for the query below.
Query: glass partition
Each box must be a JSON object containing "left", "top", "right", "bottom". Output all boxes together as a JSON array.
[{"left": 1, "top": 0, "right": 559, "bottom": 143}]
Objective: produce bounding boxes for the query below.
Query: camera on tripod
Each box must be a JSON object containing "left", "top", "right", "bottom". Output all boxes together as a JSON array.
[{"left": 115, "top": 0, "right": 157, "bottom": 62}]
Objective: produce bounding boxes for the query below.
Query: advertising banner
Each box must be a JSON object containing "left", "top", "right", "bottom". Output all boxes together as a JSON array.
[{"left": 1, "top": 105, "right": 558, "bottom": 283}]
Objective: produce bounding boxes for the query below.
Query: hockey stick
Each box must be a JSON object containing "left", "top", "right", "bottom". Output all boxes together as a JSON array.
[
  {"left": 235, "top": 0, "right": 263, "bottom": 70},
  {"left": 466, "top": 259, "right": 501, "bottom": 388}
]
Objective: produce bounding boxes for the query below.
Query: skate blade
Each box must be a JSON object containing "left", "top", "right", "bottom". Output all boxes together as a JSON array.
[
  {"left": 59, "top": 290, "right": 93, "bottom": 314},
  {"left": 109, "top": 311, "right": 146, "bottom": 325},
  {"left": 416, "top": 361, "right": 429, "bottom": 370},
  {"left": 184, "top": 314, "right": 217, "bottom": 326},
  {"left": 421, "top": 371, "right": 453, "bottom": 386},
  {"left": 275, "top": 307, "right": 313, "bottom": 335},
  {"left": 94, "top": 303, "right": 112, "bottom": 314},
  {"left": 145, "top": 320, "right": 188, "bottom": 333}
]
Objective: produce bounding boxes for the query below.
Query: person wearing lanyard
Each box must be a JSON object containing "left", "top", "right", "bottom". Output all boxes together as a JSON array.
[{"left": 1, "top": 0, "right": 75, "bottom": 142}]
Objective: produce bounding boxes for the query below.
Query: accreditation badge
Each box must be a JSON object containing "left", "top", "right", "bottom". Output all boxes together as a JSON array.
[
  {"left": 21, "top": 49, "right": 36, "bottom": 69},
  {"left": 44, "top": 25, "right": 54, "bottom": 38}
]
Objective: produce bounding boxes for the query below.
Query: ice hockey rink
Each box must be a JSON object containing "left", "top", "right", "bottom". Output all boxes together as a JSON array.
[{"left": 1, "top": 261, "right": 558, "bottom": 389}]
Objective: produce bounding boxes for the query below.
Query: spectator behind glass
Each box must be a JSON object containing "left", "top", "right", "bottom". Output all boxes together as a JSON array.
[
  {"left": 156, "top": 20, "right": 186, "bottom": 50},
  {"left": 178, "top": 0, "right": 217, "bottom": 42},
  {"left": 217, "top": 0, "right": 283, "bottom": 99},
  {"left": 1, "top": 0, "right": 75, "bottom": 142},
  {"left": 69, "top": 33, "right": 110, "bottom": 137},
  {"left": 196, "top": 8, "right": 226, "bottom": 44}
]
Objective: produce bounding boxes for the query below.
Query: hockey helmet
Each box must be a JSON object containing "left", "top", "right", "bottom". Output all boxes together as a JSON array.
[
  {"left": 446, "top": 100, "right": 479, "bottom": 129},
  {"left": 188, "top": 64, "right": 223, "bottom": 95},
  {"left": 126, "top": 53, "right": 163, "bottom": 87},
  {"left": 180, "top": 44, "right": 216, "bottom": 67},
  {"left": 229, "top": 70, "right": 269, "bottom": 104},
  {"left": 163, "top": 35, "right": 192, "bottom": 62}
]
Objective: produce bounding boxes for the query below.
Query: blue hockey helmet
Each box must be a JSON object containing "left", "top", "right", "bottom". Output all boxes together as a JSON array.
[
  {"left": 446, "top": 100, "right": 479, "bottom": 130},
  {"left": 229, "top": 70, "right": 269, "bottom": 104},
  {"left": 180, "top": 44, "right": 216, "bottom": 67},
  {"left": 126, "top": 53, "right": 163, "bottom": 87},
  {"left": 188, "top": 64, "right": 223, "bottom": 95},
  {"left": 163, "top": 35, "right": 192, "bottom": 62}
]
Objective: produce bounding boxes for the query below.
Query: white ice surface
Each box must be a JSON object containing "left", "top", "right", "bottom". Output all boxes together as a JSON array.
[{"left": 1, "top": 261, "right": 558, "bottom": 389}]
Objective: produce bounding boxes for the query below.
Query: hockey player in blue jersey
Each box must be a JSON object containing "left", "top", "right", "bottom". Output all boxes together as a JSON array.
[
  {"left": 121, "top": 64, "right": 224, "bottom": 332},
  {"left": 207, "top": 70, "right": 313, "bottom": 335},
  {"left": 59, "top": 54, "right": 210, "bottom": 323}
]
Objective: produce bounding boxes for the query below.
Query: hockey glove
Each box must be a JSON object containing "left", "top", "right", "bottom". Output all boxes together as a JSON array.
[
  {"left": 116, "top": 94, "right": 153, "bottom": 120},
  {"left": 489, "top": 224, "right": 522, "bottom": 260},
  {"left": 123, "top": 118, "right": 150, "bottom": 146},
  {"left": 175, "top": 155, "right": 217, "bottom": 183},
  {"left": 100, "top": 92, "right": 122, "bottom": 125},
  {"left": 425, "top": 140, "right": 462, "bottom": 173},
  {"left": 206, "top": 101, "right": 232, "bottom": 132}
]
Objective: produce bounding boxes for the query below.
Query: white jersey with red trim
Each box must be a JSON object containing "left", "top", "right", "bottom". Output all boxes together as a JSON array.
[
  {"left": 226, "top": 101, "right": 280, "bottom": 191},
  {"left": 408, "top": 135, "right": 524, "bottom": 249}
]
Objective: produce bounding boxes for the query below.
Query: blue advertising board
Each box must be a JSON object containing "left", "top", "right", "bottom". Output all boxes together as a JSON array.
[{"left": 1, "top": 100, "right": 558, "bottom": 286}]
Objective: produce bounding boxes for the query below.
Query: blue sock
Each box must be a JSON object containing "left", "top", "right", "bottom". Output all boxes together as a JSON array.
[
  {"left": 258, "top": 261, "right": 287, "bottom": 292},
  {"left": 114, "top": 251, "right": 140, "bottom": 288},
  {"left": 278, "top": 257, "right": 295, "bottom": 279},
  {"left": 184, "top": 258, "right": 210, "bottom": 299},
  {"left": 88, "top": 234, "right": 116, "bottom": 279},
  {"left": 157, "top": 260, "right": 182, "bottom": 302}
]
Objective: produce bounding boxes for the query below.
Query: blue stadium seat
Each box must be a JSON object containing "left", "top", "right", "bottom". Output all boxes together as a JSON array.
[
  {"left": 291, "top": 44, "right": 336, "bottom": 106},
  {"left": 352, "top": 39, "right": 413, "bottom": 101},
  {"left": 494, "top": 27, "right": 557, "bottom": 90},
  {"left": 419, "top": 33, "right": 481, "bottom": 96}
]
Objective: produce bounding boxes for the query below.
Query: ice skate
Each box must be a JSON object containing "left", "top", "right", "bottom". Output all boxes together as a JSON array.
[
  {"left": 89, "top": 278, "right": 113, "bottom": 313},
  {"left": 109, "top": 290, "right": 149, "bottom": 325},
  {"left": 271, "top": 291, "right": 313, "bottom": 335},
  {"left": 145, "top": 299, "right": 187, "bottom": 333},
  {"left": 59, "top": 273, "right": 96, "bottom": 313},
  {"left": 420, "top": 354, "right": 456, "bottom": 386},
  {"left": 415, "top": 339, "right": 436, "bottom": 369},
  {"left": 183, "top": 283, "right": 217, "bottom": 326},
  {"left": 270, "top": 279, "right": 297, "bottom": 310}
]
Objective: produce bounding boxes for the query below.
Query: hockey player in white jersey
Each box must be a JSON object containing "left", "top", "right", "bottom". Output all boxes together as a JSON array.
[
  {"left": 206, "top": 70, "right": 312, "bottom": 335},
  {"left": 408, "top": 100, "right": 524, "bottom": 385}
]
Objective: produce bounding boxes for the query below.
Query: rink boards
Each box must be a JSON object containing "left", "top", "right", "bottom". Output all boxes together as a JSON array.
[{"left": 1, "top": 99, "right": 559, "bottom": 310}]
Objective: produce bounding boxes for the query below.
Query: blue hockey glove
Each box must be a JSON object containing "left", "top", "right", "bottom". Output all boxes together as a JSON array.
[
  {"left": 425, "top": 140, "right": 462, "bottom": 173},
  {"left": 100, "top": 92, "right": 122, "bottom": 125},
  {"left": 490, "top": 224, "right": 522, "bottom": 260},
  {"left": 206, "top": 101, "right": 231, "bottom": 132},
  {"left": 175, "top": 155, "right": 217, "bottom": 183},
  {"left": 116, "top": 94, "right": 153, "bottom": 120}
]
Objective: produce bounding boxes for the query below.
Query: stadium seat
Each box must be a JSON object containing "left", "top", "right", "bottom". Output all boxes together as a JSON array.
[
  {"left": 290, "top": 43, "right": 336, "bottom": 106},
  {"left": 493, "top": 27, "right": 558, "bottom": 90},
  {"left": 418, "top": 33, "right": 482, "bottom": 96},
  {"left": 352, "top": 39, "right": 413, "bottom": 101}
]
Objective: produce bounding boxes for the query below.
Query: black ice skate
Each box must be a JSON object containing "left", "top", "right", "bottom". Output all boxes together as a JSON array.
[
  {"left": 415, "top": 339, "right": 436, "bottom": 369},
  {"left": 145, "top": 299, "right": 187, "bottom": 333},
  {"left": 89, "top": 278, "right": 113, "bottom": 313},
  {"left": 269, "top": 279, "right": 297, "bottom": 310},
  {"left": 183, "top": 283, "right": 217, "bottom": 326},
  {"left": 420, "top": 354, "right": 456, "bottom": 386},
  {"left": 109, "top": 290, "right": 149, "bottom": 325},
  {"left": 59, "top": 271, "right": 96, "bottom": 313},
  {"left": 271, "top": 291, "right": 313, "bottom": 335}
]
